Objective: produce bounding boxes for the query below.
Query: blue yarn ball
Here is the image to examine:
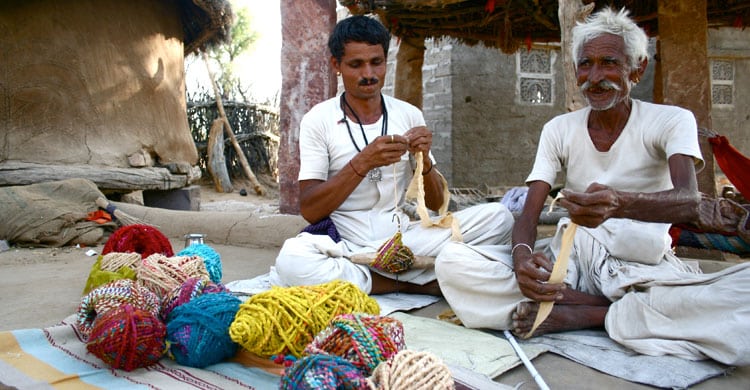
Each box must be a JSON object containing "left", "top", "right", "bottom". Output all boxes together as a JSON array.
[
  {"left": 165, "top": 292, "right": 241, "bottom": 368},
  {"left": 177, "top": 243, "right": 222, "bottom": 283},
  {"left": 280, "top": 354, "right": 370, "bottom": 390}
]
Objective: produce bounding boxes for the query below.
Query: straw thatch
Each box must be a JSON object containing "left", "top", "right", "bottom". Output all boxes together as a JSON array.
[
  {"left": 341, "top": 0, "right": 750, "bottom": 53},
  {"left": 181, "top": 0, "right": 234, "bottom": 55}
]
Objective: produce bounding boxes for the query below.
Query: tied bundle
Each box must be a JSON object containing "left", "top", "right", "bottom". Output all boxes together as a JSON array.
[
  {"left": 160, "top": 276, "right": 228, "bottom": 322},
  {"left": 229, "top": 280, "right": 379, "bottom": 358},
  {"left": 369, "top": 350, "right": 454, "bottom": 390},
  {"left": 177, "top": 243, "right": 223, "bottom": 283},
  {"left": 165, "top": 292, "right": 241, "bottom": 368},
  {"left": 305, "top": 314, "right": 405, "bottom": 376},
  {"left": 137, "top": 254, "right": 210, "bottom": 299},
  {"left": 280, "top": 354, "right": 371, "bottom": 390},
  {"left": 86, "top": 304, "right": 166, "bottom": 371},
  {"left": 82, "top": 252, "right": 141, "bottom": 294},
  {"left": 76, "top": 279, "right": 160, "bottom": 339},
  {"left": 102, "top": 224, "right": 174, "bottom": 258},
  {"left": 370, "top": 231, "right": 414, "bottom": 274}
]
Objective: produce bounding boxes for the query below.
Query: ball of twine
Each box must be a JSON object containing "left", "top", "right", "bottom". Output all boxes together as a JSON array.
[
  {"left": 371, "top": 232, "right": 414, "bottom": 274},
  {"left": 280, "top": 354, "right": 371, "bottom": 390},
  {"left": 160, "top": 276, "right": 228, "bottom": 322},
  {"left": 369, "top": 350, "right": 454, "bottom": 390},
  {"left": 76, "top": 279, "right": 160, "bottom": 339},
  {"left": 165, "top": 292, "right": 241, "bottom": 368},
  {"left": 137, "top": 254, "right": 209, "bottom": 299},
  {"left": 176, "top": 243, "right": 222, "bottom": 284},
  {"left": 86, "top": 304, "right": 166, "bottom": 372},
  {"left": 229, "top": 280, "right": 380, "bottom": 358},
  {"left": 102, "top": 224, "right": 174, "bottom": 258},
  {"left": 82, "top": 252, "right": 141, "bottom": 295},
  {"left": 305, "top": 313, "right": 405, "bottom": 376}
]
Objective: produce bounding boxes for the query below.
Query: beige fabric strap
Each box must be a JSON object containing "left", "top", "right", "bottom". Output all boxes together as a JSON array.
[
  {"left": 524, "top": 221, "right": 577, "bottom": 339},
  {"left": 405, "top": 151, "right": 462, "bottom": 242}
]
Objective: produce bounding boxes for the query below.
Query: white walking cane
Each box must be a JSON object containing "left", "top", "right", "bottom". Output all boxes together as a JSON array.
[{"left": 504, "top": 330, "right": 550, "bottom": 390}]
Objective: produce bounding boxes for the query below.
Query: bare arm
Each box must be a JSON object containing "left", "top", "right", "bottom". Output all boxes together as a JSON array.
[{"left": 558, "top": 154, "right": 701, "bottom": 228}]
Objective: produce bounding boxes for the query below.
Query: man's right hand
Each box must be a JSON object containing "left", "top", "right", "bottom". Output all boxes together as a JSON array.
[{"left": 514, "top": 252, "right": 565, "bottom": 302}]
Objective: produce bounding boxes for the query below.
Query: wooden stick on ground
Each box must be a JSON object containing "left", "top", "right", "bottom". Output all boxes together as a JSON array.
[
  {"left": 349, "top": 252, "right": 435, "bottom": 269},
  {"left": 202, "top": 51, "right": 266, "bottom": 196}
]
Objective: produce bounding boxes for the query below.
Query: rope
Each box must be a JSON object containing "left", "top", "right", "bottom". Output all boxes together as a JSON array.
[
  {"left": 229, "top": 280, "right": 380, "bottom": 358},
  {"left": 368, "top": 350, "right": 454, "bottom": 389},
  {"left": 525, "top": 194, "right": 576, "bottom": 338},
  {"left": 405, "top": 152, "right": 462, "bottom": 241}
]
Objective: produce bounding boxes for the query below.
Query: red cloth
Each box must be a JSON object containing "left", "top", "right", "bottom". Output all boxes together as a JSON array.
[{"left": 708, "top": 135, "right": 750, "bottom": 199}]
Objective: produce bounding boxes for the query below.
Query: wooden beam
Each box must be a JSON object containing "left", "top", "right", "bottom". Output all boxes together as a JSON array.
[
  {"left": 394, "top": 37, "right": 425, "bottom": 109},
  {"left": 278, "top": 0, "right": 338, "bottom": 214},
  {"left": 558, "top": 0, "right": 594, "bottom": 112},
  {"left": 0, "top": 161, "right": 190, "bottom": 191}
]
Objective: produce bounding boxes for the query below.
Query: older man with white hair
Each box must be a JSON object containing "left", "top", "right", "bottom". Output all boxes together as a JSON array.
[{"left": 435, "top": 7, "right": 750, "bottom": 366}]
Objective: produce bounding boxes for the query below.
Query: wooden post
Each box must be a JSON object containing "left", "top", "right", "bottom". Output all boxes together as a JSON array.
[
  {"left": 558, "top": 0, "right": 594, "bottom": 112},
  {"left": 394, "top": 37, "right": 425, "bottom": 109},
  {"left": 656, "top": 0, "right": 715, "bottom": 196},
  {"left": 278, "top": 0, "right": 338, "bottom": 214},
  {"left": 202, "top": 52, "right": 266, "bottom": 196},
  {"left": 206, "top": 118, "right": 233, "bottom": 193}
]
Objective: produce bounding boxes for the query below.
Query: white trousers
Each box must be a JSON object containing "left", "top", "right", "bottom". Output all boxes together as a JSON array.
[
  {"left": 271, "top": 202, "right": 513, "bottom": 294},
  {"left": 435, "top": 218, "right": 750, "bottom": 366}
]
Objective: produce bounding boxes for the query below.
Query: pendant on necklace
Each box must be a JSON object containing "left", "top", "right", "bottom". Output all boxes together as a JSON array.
[{"left": 368, "top": 167, "right": 382, "bottom": 182}]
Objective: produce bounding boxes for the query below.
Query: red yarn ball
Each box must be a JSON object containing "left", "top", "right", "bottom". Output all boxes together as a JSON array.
[
  {"left": 102, "top": 224, "right": 174, "bottom": 258},
  {"left": 86, "top": 304, "right": 166, "bottom": 371}
]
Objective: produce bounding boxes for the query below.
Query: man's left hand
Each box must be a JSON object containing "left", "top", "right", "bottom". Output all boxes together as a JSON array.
[
  {"left": 559, "top": 183, "right": 621, "bottom": 227},
  {"left": 403, "top": 126, "right": 432, "bottom": 157}
]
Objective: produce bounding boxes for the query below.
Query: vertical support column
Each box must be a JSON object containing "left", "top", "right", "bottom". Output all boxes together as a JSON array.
[
  {"left": 558, "top": 0, "right": 594, "bottom": 112},
  {"left": 278, "top": 0, "right": 338, "bottom": 214},
  {"left": 657, "top": 0, "right": 715, "bottom": 196},
  {"left": 394, "top": 37, "right": 425, "bottom": 109}
]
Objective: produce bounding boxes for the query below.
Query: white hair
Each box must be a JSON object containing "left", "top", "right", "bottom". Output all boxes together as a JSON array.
[{"left": 571, "top": 7, "right": 649, "bottom": 70}]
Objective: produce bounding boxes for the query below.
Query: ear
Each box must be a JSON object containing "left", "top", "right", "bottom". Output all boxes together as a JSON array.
[
  {"left": 631, "top": 58, "right": 648, "bottom": 82},
  {"left": 331, "top": 57, "right": 340, "bottom": 74}
]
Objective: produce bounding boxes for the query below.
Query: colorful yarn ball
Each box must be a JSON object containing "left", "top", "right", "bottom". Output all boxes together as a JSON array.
[
  {"left": 305, "top": 313, "right": 405, "bottom": 376},
  {"left": 280, "top": 354, "right": 371, "bottom": 390},
  {"left": 177, "top": 243, "right": 222, "bottom": 283},
  {"left": 371, "top": 231, "right": 414, "bottom": 273},
  {"left": 229, "top": 280, "right": 380, "bottom": 358},
  {"left": 76, "top": 279, "right": 160, "bottom": 339},
  {"left": 165, "top": 292, "right": 241, "bottom": 368},
  {"left": 160, "top": 277, "right": 229, "bottom": 322},
  {"left": 369, "top": 350, "right": 454, "bottom": 390},
  {"left": 82, "top": 252, "right": 140, "bottom": 295},
  {"left": 137, "top": 254, "right": 209, "bottom": 299},
  {"left": 102, "top": 224, "right": 174, "bottom": 258},
  {"left": 86, "top": 304, "right": 166, "bottom": 372}
]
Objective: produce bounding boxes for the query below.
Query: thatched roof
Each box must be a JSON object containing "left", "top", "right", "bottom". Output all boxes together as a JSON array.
[
  {"left": 180, "top": 0, "right": 234, "bottom": 55},
  {"left": 341, "top": 0, "right": 750, "bottom": 53}
]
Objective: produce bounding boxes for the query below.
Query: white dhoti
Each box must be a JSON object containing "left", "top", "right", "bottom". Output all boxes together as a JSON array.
[
  {"left": 271, "top": 202, "right": 514, "bottom": 294},
  {"left": 435, "top": 218, "right": 750, "bottom": 365}
]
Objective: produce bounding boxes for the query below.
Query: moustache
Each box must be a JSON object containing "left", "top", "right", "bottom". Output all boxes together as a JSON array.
[
  {"left": 359, "top": 77, "right": 379, "bottom": 86},
  {"left": 580, "top": 80, "right": 622, "bottom": 92}
]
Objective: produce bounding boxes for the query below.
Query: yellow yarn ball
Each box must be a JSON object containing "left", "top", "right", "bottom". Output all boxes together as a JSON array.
[{"left": 229, "top": 280, "right": 379, "bottom": 358}]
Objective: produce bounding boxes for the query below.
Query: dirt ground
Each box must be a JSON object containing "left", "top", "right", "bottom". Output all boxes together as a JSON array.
[{"left": 1, "top": 179, "right": 749, "bottom": 389}]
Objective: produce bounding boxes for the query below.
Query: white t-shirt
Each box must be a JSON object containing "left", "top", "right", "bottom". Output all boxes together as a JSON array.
[
  {"left": 527, "top": 99, "right": 703, "bottom": 193},
  {"left": 298, "top": 94, "right": 431, "bottom": 244}
]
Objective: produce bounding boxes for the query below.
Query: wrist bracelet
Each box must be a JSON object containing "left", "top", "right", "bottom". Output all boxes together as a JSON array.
[
  {"left": 349, "top": 160, "right": 365, "bottom": 178},
  {"left": 422, "top": 161, "right": 434, "bottom": 175},
  {"left": 511, "top": 243, "right": 533, "bottom": 258}
]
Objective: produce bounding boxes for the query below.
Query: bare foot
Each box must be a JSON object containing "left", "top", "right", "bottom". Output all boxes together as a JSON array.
[
  {"left": 511, "top": 301, "right": 607, "bottom": 338},
  {"left": 370, "top": 273, "right": 442, "bottom": 296}
]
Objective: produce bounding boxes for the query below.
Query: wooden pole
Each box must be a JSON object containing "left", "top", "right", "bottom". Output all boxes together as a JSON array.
[
  {"left": 558, "top": 0, "right": 594, "bottom": 112},
  {"left": 202, "top": 51, "right": 266, "bottom": 196}
]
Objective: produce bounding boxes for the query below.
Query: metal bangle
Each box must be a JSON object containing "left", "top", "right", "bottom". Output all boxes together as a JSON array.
[{"left": 511, "top": 243, "right": 533, "bottom": 258}]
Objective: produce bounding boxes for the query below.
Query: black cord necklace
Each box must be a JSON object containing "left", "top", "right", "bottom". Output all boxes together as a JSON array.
[{"left": 340, "top": 92, "right": 388, "bottom": 182}]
